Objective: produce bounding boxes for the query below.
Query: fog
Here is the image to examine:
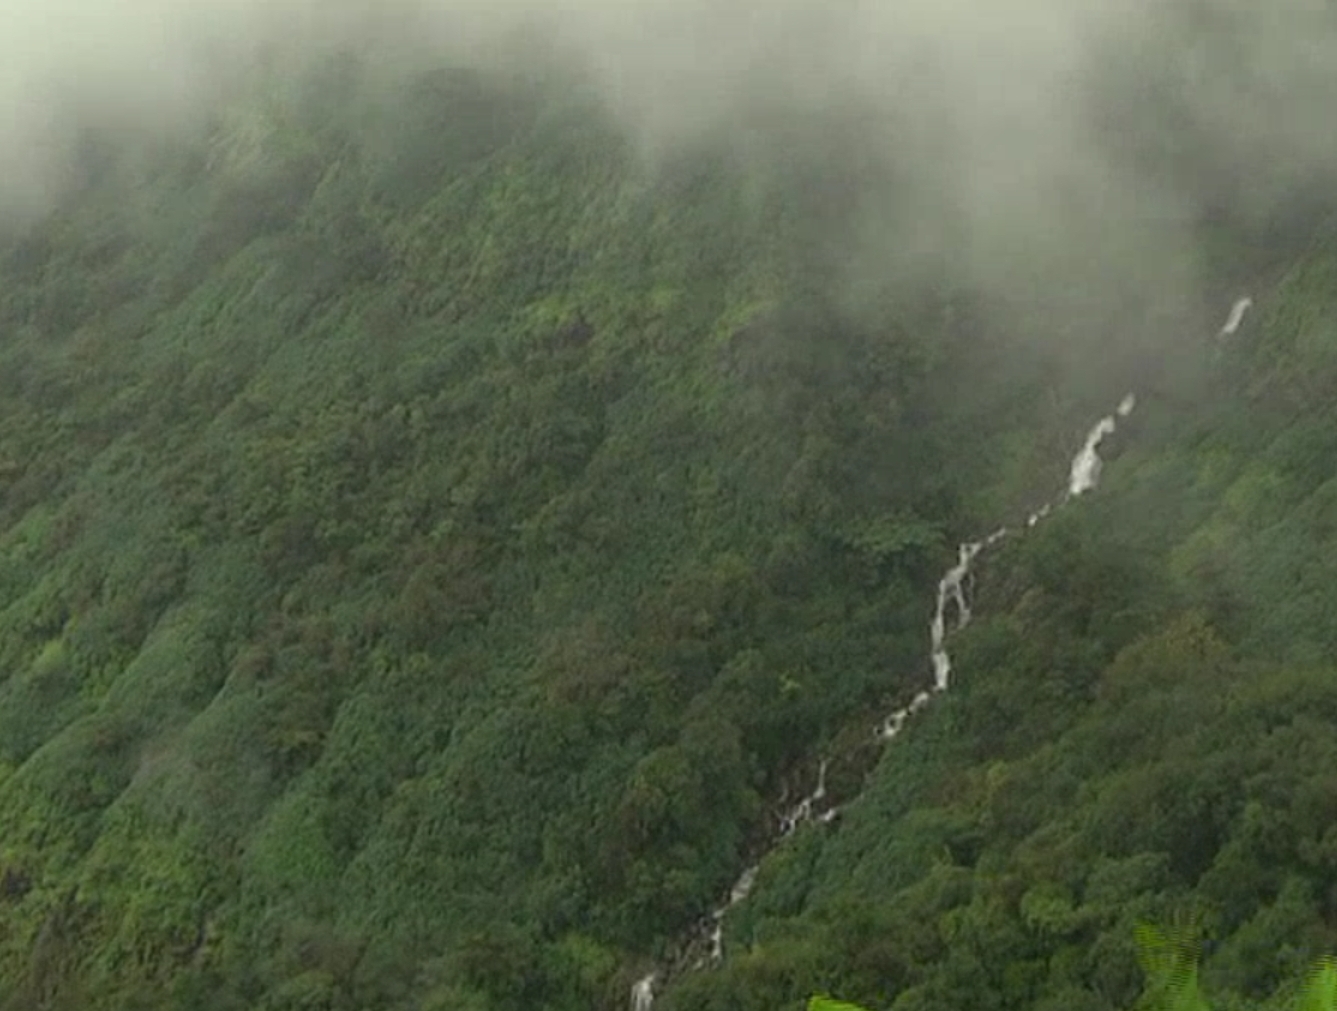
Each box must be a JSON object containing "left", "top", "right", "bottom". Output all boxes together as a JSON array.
[{"left": 3, "top": 0, "right": 1337, "bottom": 348}]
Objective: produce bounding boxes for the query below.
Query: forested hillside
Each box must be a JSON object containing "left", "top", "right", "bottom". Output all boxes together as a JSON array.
[{"left": 0, "top": 22, "right": 1335, "bottom": 1011}]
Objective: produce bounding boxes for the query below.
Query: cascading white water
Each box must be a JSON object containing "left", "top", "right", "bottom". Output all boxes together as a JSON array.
[
  {"left": 1220, "top": 296, "right": 1252, "bottom": 336},
  {"left": 1067, "top": 392, "right": 1136, "bottom": 498},
  {"left": 630, "top": 297, "right": 1251, "bottom": 1011},
  {"left": 730, "top": 865, "right": 760, "bottom": 902},
  {"left": 877, "top": 390, "right": 1135, "bottom": 740},
  {"left": 874, "top": 302, "right": 1241, "bottom": 746},
  {"left": 704, "top": 868, "right": 758, "bottom": 964},
  {"left": 631, "top": 974, "right": 656, "bottom": 1011},
  {"left": 778, "top": 759, "right": 829, "bottom": 836},
  {"left": 697, "top": 762, "right": 833, "bottom": 967}
]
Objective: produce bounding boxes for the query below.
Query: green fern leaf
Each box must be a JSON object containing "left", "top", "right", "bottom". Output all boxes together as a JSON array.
[
  {"left": 808, "top": 996, "right": 874, "bottom": 1011},
  {"left": 1297, "top": 957, "right": 1337, "bottom": 1011}
]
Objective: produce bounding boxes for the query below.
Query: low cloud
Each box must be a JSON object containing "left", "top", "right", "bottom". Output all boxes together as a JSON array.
[{"left": 3, "top": 0, "right": 1337, "bottom": 352}]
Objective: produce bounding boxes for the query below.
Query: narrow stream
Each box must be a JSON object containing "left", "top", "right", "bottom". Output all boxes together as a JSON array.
[
  {"left": 629, "top": 296, "right": 1251, "bottom": 1009},
  {"left": 877, "top": 388, "right": 1134, "bottom": 743}
]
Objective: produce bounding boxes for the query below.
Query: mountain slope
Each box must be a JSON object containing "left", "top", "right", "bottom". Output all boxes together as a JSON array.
[
  {"left": 0, "top": 43, "right": 1333, "bottom": 1011},
  {"left": 0, "top": 56, "right": 1106, "bottom": 1011},
  {"left": 664, "top": 255, "right": 1337, "bottom": 1011}
]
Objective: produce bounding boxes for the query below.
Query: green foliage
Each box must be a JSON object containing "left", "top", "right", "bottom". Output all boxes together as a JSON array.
[
  {"left": 1296, "top": 959, "right": 1337, "bottom": 1011},
  {"left": 1133, "top": 924, "right": 1337, "bottom": 1011},
  {"left": 0, "top": 48, "right": 1035, "bottom": 1010},
  {"left": 810, "top": 997, "right": 875, "bottom": 1011},
  {"left": 0, "top": 32, "right": 1336, "bottom": 1011},
  {"left": 660, "top": 248, "right": 1337, "bottom": 1011},
  {"left": 1134, "top": 923, "right": 1212, "bottom": 1011}
]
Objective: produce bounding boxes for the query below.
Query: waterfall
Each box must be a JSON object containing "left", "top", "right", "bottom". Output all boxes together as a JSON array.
[
  {"left": 778, "top": 759, "right": 830, "bottom": 836},
  {"left": 696, "top": 763, "right": 832, "bottom": 967},
  {"left": 631, "top": 974, "right": 655, "bottom": 1011},
  {"left": 1067, "top": 393, "right": 1135, "bottom": 498},
  {"left": 628, "top": 296, "right": 1252, "bottom": 1011},
  {"left": 877, "top": 389, "right": 1134, "bottom": 739},
  {"left": 1219, "top": 296, "right": 1252, "bottom": 336}
]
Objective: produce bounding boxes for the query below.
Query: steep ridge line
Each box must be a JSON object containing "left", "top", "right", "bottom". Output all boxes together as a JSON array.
[{"left": 629, "top": 295, "right": 1252, "bottom": 1010}]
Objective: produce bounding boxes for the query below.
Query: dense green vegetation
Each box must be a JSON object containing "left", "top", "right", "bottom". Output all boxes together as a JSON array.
[
  {"left": 663, "top": 255, "right": 1337, "bottom": 1011},
  {"left": 811, "top": 926, "right": 1337, "bottom": 1011},
  {"left": 0, "top": 36, "right": 1335, "bottom": 1011}
]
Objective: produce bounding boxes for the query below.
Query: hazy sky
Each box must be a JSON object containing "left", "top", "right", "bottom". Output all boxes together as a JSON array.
[{"left": 3, "top": 0, "right": 1337, "bottom": 345}]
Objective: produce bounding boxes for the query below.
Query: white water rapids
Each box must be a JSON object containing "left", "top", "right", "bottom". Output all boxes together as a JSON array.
[{"left": 630, "top": 297, "right": 1251, "bottom": 1010}]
